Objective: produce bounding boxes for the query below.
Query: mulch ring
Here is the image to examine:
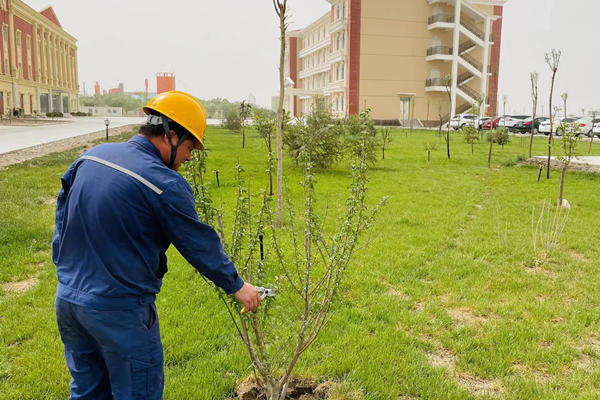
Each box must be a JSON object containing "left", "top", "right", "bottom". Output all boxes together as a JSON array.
[{"left": 236, "top": 377, "right": 332, "bottom": 400}]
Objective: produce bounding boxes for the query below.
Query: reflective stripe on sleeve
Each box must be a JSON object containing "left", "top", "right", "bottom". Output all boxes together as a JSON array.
[{"left": 80, "top": 156, "right": 163, "bottom": 195}]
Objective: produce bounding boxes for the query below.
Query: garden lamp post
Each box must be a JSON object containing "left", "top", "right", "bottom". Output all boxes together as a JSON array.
[{"left": 105, "top": 118, "right": 110, "bottom": 141}]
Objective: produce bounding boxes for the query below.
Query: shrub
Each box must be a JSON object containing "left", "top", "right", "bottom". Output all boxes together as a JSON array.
[
  {"left": 344, "top": 109, "right": 380, "bottom": 164},
  {"left": 222, "top": 108, "right": 242, "bottom": 133},
  {"left": 283, "top": 106, "right": 345, "bottom": 169},
  {"left": 87, "top": 112, "right": 93, "bottom": 117}
]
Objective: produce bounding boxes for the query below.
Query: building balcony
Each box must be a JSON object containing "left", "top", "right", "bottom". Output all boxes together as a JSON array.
[
  {"left": 426, "top": 46, "right": 453, "bottom": 62},
  {"left": 330, "top": 48, "right": 347, "bottom": 63},
  {"left": 325, "top": 80, "right": 346, "bottom": 94},
  {"left": 425, "top": 77, "right": 449, "bottom": 92},
  {"left": 428, "top": 14, "right": 455, "bottom": 30},
  {"left": 330, "top": 17, "right": 347, "bottom": 34},
  {"left": 299, "top": 38, "right": 330, "bottom": 58},
  {"left": 298, "top": 63, "right": 330, "bottom": 79}
]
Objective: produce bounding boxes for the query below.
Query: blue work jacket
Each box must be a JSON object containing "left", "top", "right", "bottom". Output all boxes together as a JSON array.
[{"left": 52, "top": 135, "right": 244, "bottom": 310}]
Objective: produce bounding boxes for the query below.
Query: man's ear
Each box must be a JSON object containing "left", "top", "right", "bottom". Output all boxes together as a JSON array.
[{"left": 163, "top": 130, "right": 179, "bottom": 145}]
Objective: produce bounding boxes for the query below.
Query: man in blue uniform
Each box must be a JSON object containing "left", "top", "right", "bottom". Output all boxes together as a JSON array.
[{"left": 52, "top": 91, "right": 261, "bottom": 399}]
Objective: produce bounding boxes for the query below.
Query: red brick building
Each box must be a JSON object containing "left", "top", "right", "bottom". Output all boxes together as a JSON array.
[{"left": 0, "top": 1, "right": 79, "bottom": 115}]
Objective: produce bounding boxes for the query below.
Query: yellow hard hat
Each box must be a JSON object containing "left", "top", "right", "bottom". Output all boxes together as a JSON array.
[{"left": 143, "top": 91, "right": 207, "bottom": 150}]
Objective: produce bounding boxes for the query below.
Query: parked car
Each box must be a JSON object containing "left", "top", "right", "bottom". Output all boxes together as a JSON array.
[
  {"left": 500, "top": 115, "right": 531, "bottom": 132},
  {"left": 450, "top": 114, "right": 479, "bottom": 130},
  {"left": 478, "top": 117, "right": 491, "bottom": 130},
  {"left": 554, "top": 117, "right": 579, "bottom": 136},
  {"left": 593, "top": 121, "right": 600, "bottom": 138},
  {"left": 514, "top": 117, "right": 549, "bottom": 134},
  {"left": 539, "top": 117, "right": 563, "bottom": 135},
  {"left": 482, "top": 116, "right": 501, "bottom": 130},
  {"left": 571, "top": 118, "right": 600, "bottom": 137}
]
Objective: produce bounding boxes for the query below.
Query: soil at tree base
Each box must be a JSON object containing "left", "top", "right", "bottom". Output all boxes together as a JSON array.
[{"left": 236, "top": 377, "right": 332, "bottom": 400}]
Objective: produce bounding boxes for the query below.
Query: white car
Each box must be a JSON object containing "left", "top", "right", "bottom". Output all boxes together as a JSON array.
[
  {"left": 499, "top": 115, "right": 530, "bottom": 132},
  {"left": 539, "top": 118, "right": 563, "bottom": 135},
  {"left": 572, "top": 118, "right": 600, "bottom": 137},
  {"left": 593, "top": 121, "right": 600, "bottom": 138},
  {"left": 554, "top": 117, "right": 580, "bottom": 136},
  {"left": 450, "top": 114, "right": 479, "bottom": 130}
]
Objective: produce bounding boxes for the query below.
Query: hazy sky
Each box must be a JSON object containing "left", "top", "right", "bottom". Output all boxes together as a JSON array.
[{"left": 27, "top": 0, "right": 600, "bottom": 116}]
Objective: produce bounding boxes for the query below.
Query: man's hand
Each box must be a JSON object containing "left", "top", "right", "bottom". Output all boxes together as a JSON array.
[{"left": 233, "top": 282, "right": 261, "bottom": 313}]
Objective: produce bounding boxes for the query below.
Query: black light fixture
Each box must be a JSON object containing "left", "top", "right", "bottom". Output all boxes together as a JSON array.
[{"left": 105, "top": 118, "right": 110, "bottom": 141}]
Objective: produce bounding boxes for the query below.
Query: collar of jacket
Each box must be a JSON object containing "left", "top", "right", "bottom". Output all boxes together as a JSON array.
[{"left": 129, "top": 135, "right": 163, "bottom": 161}]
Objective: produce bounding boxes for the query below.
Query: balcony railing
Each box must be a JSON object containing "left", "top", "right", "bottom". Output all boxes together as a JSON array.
[
  {"left": 460, "top": 52, "right": 483, "bottom": 72},
  {"left": 427, "top": 46, "right": 453, "bottom": 57},
  {"left": 428, "top": 14, "right": 454, "bottom": 25},
  {"left": 457, "top": 71, "right": 474, "bottom": 85},
  {"left": 426, "top": 77, "right": 448, "bottom": 87}
]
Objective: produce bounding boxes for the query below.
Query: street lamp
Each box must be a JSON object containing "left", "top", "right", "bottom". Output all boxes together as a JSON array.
[{"left": 105, "top": 118, "right": 110, "bottom": 141}]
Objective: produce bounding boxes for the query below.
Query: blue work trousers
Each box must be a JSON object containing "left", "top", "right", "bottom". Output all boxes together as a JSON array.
[{"left": 55, "top": 298, "right": 164, "bottom": 400}]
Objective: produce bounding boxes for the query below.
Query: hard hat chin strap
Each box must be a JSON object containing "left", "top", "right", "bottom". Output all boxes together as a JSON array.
[{"left": 147, "top": 114, "right": 189, "bottom": 168}]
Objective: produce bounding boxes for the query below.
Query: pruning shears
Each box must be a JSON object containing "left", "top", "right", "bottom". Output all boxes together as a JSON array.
[{"left": 241, "top": 286, "right": 277, "bottom": 313}]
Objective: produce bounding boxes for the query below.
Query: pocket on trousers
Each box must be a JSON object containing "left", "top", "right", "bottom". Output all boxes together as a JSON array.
[
  {"left": 141, "top": 304, "right": 158, "bottom": 331},
  {"left": 130, "top": 348, "right": 164, "bottom": 400}
]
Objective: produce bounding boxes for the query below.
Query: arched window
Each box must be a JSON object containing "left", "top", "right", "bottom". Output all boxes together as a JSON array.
[
  {"left": 335, "top": 96, "right": 338, "bottom": 111},
  {"left": 336, "top": 64, "right": 339, "bottom": 81},
  {"left": 342, "top": 1, "right": 346, "bottom": 17},
  {"left": 337, "top": 34, "right": 340, "bottom": 51},
  {"left": 336, "top": 5, "right": 340, "bottom": 20},
  {"left": 342, "top": 32, "right": 346, "bottom": 49},
  {"left": 341, "top": 63, "right": 345, "bottom": 80},
  {"left": 341, "top": 95, "right": 345, "bottom": 112}
]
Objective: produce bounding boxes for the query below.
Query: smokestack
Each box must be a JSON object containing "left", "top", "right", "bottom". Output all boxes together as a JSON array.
[{"left": 145, "top": 78, "right": 149, "bottom": 94}]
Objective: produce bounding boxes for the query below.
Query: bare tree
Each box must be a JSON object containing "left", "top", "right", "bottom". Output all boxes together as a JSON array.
[
  {"left": 561, "top": 92, "right": 569, "bottom": 119},
  {"left": 274, "top": 0, "right": 289, "bottom": 228},
  {"left": 444, "top": 73, "right": 452, "bottom": 159},
  {"left": 437, "top": 100, "right": 445, "bottom": 145},
  {"left": 426, "top": 98, "right": 431, "bottom": 129},
  {"left": 240, "top": 100, "right": 252, "bottom": 149},
  {"left": 545, "top": 49, "right": 562, "bottom": 179},
  {"left": 589, "top": 111, "right": 597, "bottom": 154},
  {"left": 409, "top": 97, "right": 416, "bottom": 136},
  {"left": 502, "top": 95, "right": 508, "bottom": 127},
  {"left": 529, "top": 72, "right": 539, "bottom": 158}
]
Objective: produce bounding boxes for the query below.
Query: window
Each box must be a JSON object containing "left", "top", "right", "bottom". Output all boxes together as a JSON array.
[
  {"left": 317, "top": 53, "right": 320, "bottom": 65},
  {"left": 342, "top": 32, "right": 346, "bottom": 48},
  {"left": 336, "top": 34, "right": 340, "bottom": 50},
  {"left": 336, "top": 64, "right": 339, "bottom": 81},
  {"left": 341, "top": 63, "right": 345, "bottom": 80},
  {"left": 28, "top": 65, "right": 31, "bottom": 79},
  {"left": 3, "top": 60, "right": 7, "bottom": 74},
  {"left": 2, "top": 25, "right": 6, "bottom": 42},
  {"left": 336, "top": 5, "right": 340, "bottom": 20},
  {"left": 342, "top": 2, "right": 346, "bottom": 17},
  {"left": 17, "top": 62, "right": 21, "bottom": 78},
  {"left": 26, "top": 36, "right": 30, "bottom": 51},
  {"left": 341, "top": 95, "right": 345, "bottom": 112},
  {"left": 108, "top": 109, "right": 111, "bottom": 114},
  {"left": 16, "top": 31, "right": 21, "bottom": 46}
]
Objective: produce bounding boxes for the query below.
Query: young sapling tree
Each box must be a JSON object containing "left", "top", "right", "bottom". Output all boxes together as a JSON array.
[
  {"left": 545, "top": 49, "right": 562, "bottom": 179},
  {"left": 557, "top": 122, "right": 582, "bottom": 205},
  {"left": 409, "top": 97, "right": 416, "bottom": 136},
  {"left": 426, "top": 98, "right": 431, "bottom": 129},
  {"left": 240, "top": 100, "right": 252, "bottom": 149},
  {"left": 380, "top": 126, "right": 393, "bottom": 159},
  {"left": 561, "top": 92, "right": 568, "bottom": 119},
  {"left": 464, "top": 125, "right": 479, "bottom": 155},
  {"left": 444, "top": 73, "right": 452, "bottom": 159},
  {"left": 589, "top": 111, "right": 597, "bottom": 153},
  {"left": 529, "top": 72, "right": 539, "bottom": 158}
]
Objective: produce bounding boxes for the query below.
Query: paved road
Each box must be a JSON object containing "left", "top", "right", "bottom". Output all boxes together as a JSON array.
[
  {"left": 0, "top": 117, "right": 145, "bottom": 155},
  {"left": 0, "top": 117, "right": 225, "bottom": 155}
]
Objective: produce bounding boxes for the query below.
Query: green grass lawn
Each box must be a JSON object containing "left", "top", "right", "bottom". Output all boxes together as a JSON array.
[{"left": 1, "top": 127, "right": 600, "bottom": 399}]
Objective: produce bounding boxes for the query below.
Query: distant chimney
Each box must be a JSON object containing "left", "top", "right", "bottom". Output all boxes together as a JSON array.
[
  {"left": 145, "top": 78, "right": 149, "bottom": 94},
  {"left": 94, "top": 81, "right": 100, "bottom": 95}
]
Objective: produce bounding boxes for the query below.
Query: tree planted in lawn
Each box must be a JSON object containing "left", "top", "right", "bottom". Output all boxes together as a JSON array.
[
  {"left": 425, "top": 98, "right": 431, "bottom": 129},
  {"left": 254, "top": 108, "right": 277, "bottom": 195},
  {"left": 436, "top": 100, "right": 445, "bottom": 145},
  {"left": 487, "top": 127, "right": 509, "bottom": 169},
  {"left": 240, "top": 100, "right": 252, "bottom": 149},
  {"left": 589, "top": 111, "right": 597, "bottom": 154},
  {"left": 544, "top": 49, "right": 562, "bottom": 179},
  {"left": 464, "top": 125, "right": 479, "bottom": 155},
  {"left": 443, "top": 74, "right": 452, "bottom": 159},
  {"left": 529, "top": 72, "right": 539, "bottom": 158},
  {"left": 186, "top": 138, "right": 386, "bottom": 400},
  {"left": 557, "top": 122, "right": 581, "bottom": 205},
  {"left": 274, "top": 0, "right": 289, "bottom": 228},
  {"left": 380, "top": 126, "right": 393, "bottom": 159},
  {"left": 345, "top": 109, "right": 380, "bottom": 165},
  {"left": 561, "top": 92, "right": 568, "bottom": 118}
]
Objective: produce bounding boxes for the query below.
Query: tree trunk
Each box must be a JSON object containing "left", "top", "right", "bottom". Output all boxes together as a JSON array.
[
  {"left": 446, "top": 130, "right": 450, "bottom": 159},
  {"left": 547, "top": 72, "right": 556, "bottom": 179},
  {"left": 275, "top": 1, "right": 287, "bottom": 228},
  {"left": 558, "top": 165, "right": 566, "bottom": 205},
  {"left": 268, "top": 131, "right": 274, "bottom": 195},
  {"left": 488, "top": 141, "right": 493, "bottom": 169},
  {"left": 589, "top": 135, "right": 595, "bottom": 154},
  {"left": 529, "top": 102, "right": 536, "bottom": 158},
  {"left": 426, "top": 106, "right": 430, "bottom": 129},
  {"left": 382, "top": 147, "right": 385, "bottom": 159},
  {"left": 242, "top": 125, "right": 246, "bottom": 149}
]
